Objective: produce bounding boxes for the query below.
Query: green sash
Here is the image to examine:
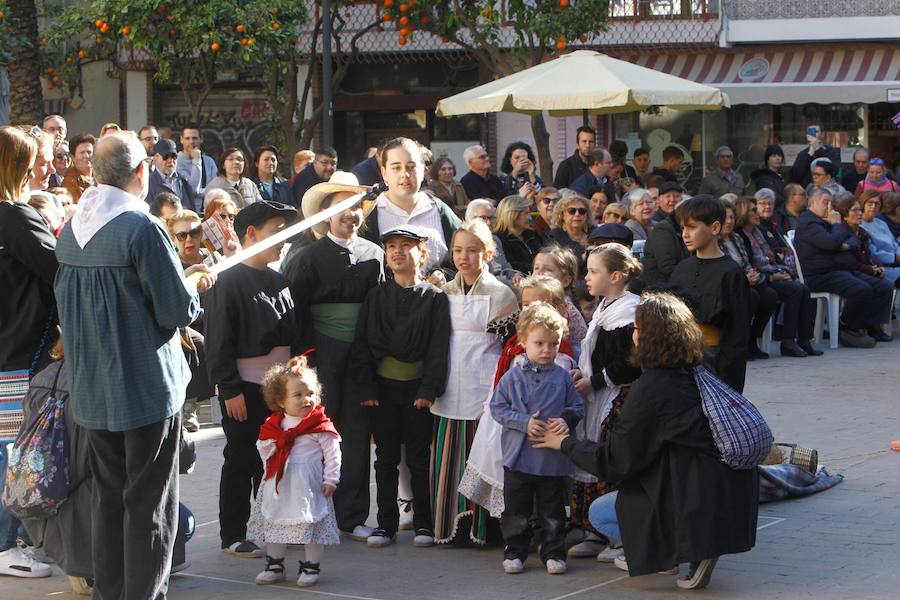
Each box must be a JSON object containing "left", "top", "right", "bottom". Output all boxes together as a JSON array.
[{"left": 310, "top": 303, "right": 362, "bottom": 342}]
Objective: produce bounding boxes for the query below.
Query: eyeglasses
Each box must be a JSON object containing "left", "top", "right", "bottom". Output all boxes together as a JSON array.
[
  {"left": 54, "top": 152, "right": 70, "bottom": 160},
  {"left": 173, "top": 226, "right": 203, "bottom": 241},
  {"left": 566, "top": 207, "right": 588, "bottom": 216},
  {"left": 316, "top": 158, "right": 337, "bottom": 167},
  {"left": 218, "top": 212, "right": 236, "bottom": 221},
  {"left": 540, "top": 196, "right": 560, "bottom": 205},
  {"left": 849, "top": 206, "right": 863, "bottom": 213},
  {"left": 869, "top": 158, "right": 885, "bottom": 166},
  {"left": 161, "top": 153, "right": 177, "bottom": 160},
  {"left": 474, "top": 214, "right": 494, "bottom": 222}
]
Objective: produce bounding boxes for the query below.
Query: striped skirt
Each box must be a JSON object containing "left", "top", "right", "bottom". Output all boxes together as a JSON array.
[{"left": 430, "top": 416, "right": 490, "bottom": 545}]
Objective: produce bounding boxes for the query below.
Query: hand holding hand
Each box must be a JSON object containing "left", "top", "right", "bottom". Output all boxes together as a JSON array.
[
  {"left": 531, "top": 427, "right": 569, "bottom": 451},
  {"left": 527, "top": 411, "right": 547, "bottom": 440},
  {"left": 547, "top": 417, "right": 569, "bottom": 435},
  {"left": 574, "top": 377, "right": 593, "bottom": 399}
]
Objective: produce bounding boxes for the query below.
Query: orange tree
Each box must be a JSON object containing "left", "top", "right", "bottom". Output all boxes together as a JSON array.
[
  {"left": 42, "top": 0, "right": 307, "bottom": 126},
  {"left": 381, "top": 0, "right": 610, "bottom": 179}
]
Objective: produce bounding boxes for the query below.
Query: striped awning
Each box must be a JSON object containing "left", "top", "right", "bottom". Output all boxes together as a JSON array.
[{"left": 624, "top": 47, "right": 900, "bottom": 105}]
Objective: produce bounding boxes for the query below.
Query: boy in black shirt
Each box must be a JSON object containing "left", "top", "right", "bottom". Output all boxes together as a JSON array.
[
  {"left": 670, "top": 195, "right": 750, "bottom": 393},
  {"left": 204, "top": 201, "right": 301, "bottom": 556}
]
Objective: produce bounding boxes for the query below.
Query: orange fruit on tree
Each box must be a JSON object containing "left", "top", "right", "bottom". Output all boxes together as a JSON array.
[
  {"left": 47, "top": 67, "right": 55, "bottom": 74},
  {"left": 556, "top": 40, "right": 567, "bottom": 50},
  {"left": 559, "top": 0, "right": 569, "bottom": 6},
  {"left": 236, "top": 24, "right": 245, "bottom": 33},
  {"left": 442, "top": 35, "right": 450, "bottom": 43},
  {"left": 384, "top": 0, "right": 394, "bottom": 7},
  {"left": 95, "top": 19, "right": 104, "bottom": 28},
  {"left": 210, "top": 41, "right": 221, "bottom": 52},
  {"left": 240, "top": 37, "right": 248, "bottom": 46},
  {"left": 122, "top": 26, "right": 131, "bottom": 35},
  {"left": 272, "top": 22, "right": 281, "bottom": 30},
  {"left": 399, "top": 3, "right": 408, "bottom": 12},
  {"left": 248, "top": 37, "right": 256, "bottom": 46},
  {"left": 52, "top": 75, "right": 61, "bottom": 84},
  {"left": 398, "top": 34, "right": 407, "bottom": 45},
  {"left": 100, "top": 23, "right": 110, "bottom": 33},
  {"left": 399, "top": 27, "right": 410, "bottom": 36},
  {"left": 419, "top": 14, "right": 430, "bottom": 24},
  {"left": 399, "top": 16, "right": 409, "bottom": 25},
  {"left": 77, "top": 50, "right": 86, "bottom": 59},
  {"left": 95, "top": 36, "right": 103, "bottom": 44},
  {"left": 383, "top": 12, "right": 393, "bottom": 21}
]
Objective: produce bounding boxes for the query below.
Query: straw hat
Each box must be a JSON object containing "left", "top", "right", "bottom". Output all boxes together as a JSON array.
[{"left": 301, "top": 171, "right": 370, "bottom": 235}]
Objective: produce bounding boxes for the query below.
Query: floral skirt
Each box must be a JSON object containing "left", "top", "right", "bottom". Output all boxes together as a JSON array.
[
  {"left": 431, "top": 416, "right": 491, "bottom": 545},
  {"left": 570, "top": 387, "right": 627, "bottom": 535}
]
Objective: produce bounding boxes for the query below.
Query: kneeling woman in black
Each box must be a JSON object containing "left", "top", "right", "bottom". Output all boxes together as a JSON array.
[{"left": 534, "top": 291, "right": 758, "bottom": 590}]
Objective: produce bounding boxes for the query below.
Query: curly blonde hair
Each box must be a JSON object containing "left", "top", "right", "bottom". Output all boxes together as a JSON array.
[
  {"left": 517, "top": 301, "right": 569, "bottom": 342},
  {"left": 518, "top": 275, "right": 566, "bottom": 313},
  {"left": 630, "top": 292, "right": 705, "bottom": 369},
  {"left": 261, "top": 355, "right": 322, "bottom": 412}
]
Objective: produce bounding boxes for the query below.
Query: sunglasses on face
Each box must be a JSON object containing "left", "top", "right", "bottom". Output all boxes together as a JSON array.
[
  {"left": 174, "top": 227, "right": 202, "bottom": 241},
  {"left": 869, "top": 158, "right": 885, "bottom": 166},
  {"left": 541, "top": 196, "right": 560, "bottom": 205},
  {"left": 566, "top": 207, "right": 588, "bottom": 216}
]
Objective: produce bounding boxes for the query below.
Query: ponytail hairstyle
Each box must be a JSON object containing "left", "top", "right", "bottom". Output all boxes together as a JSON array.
[{"left": 588, "top": 242, "right": 642, "bottom": 283}]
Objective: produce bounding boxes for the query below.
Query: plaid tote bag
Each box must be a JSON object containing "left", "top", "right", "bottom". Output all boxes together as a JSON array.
[{"left": 692, "top": 365, "right": 774, "bottom": 470}]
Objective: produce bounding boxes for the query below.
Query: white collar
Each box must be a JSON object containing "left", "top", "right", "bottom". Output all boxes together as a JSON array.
[
  {"left": 375, "top": 191, "right": 435, "bottom": 219},
  {"left": 70, "top": 184, "right": 149, "bottom": 248},
  {"left": 326, "top": 231, "right": 356, "bottom": 250}
]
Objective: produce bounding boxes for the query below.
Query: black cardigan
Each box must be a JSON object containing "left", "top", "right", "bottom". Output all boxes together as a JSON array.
[{"left": 561, "top": 367, "right": 758, "bottom": 576}]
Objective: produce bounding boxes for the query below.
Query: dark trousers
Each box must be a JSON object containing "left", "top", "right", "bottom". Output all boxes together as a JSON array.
[
  {"left": 315, "top": 333, "right": 371, "bottom": 531},
  {"left": 501, "top": 468, "right": 567, "bottom": 563},
  {"left": 86, "top": 415, "right": 180, "bottom": 600},
  {"left": 218, "top": 382, "right": 270, "bottom": 547},
  {"left": 767, "top": 279, "right": 816, "bottom": 341},
  {"left": 805, "top": 270, "right": 893, "bottom": 329},
  {"left": 371, "top": 377, "right": 433, "bottom": 536},
  {"left": 748, "top": 284, "right": 778, "bottom": 340}
]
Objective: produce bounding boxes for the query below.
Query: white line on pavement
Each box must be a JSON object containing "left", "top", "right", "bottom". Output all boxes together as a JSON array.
[
  {"left": 196, "top": 519, "right": 219, "bottom": 528},
  {"left": 756, "top": 516, "right": 787, "bottom": 531},
  {"left": 546, "top": 574, "right": 630, "bottom": 600},
  {"left": 176, "top": 572, "right": 389, "bottom": 600}
]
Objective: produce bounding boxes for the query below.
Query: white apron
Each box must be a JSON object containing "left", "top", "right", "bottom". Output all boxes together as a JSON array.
[{"left": 431, "top": 294, "right": 500, "bottom": 421}]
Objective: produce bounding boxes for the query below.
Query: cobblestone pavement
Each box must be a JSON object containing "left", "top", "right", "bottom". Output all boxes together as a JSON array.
[{"left": 6, "top": 335, "right": 899, "bottom": 600}]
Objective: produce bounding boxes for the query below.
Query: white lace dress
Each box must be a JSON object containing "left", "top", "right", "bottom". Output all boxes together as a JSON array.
[{"left": 247, "top": 416, "right": 342, "bottom": 545}]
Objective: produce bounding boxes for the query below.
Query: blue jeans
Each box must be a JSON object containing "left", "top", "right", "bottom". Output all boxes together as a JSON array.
[
  {"left": 587, "top": 491, "right": 621, "bottom": 547},
  {"left": 0, "top": 443, "right": 27, "bottom": 551}
]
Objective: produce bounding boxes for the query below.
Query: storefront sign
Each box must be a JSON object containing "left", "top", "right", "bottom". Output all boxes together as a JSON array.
[
  {"left": 887, "top": 89, "right": 900, "bottom": 102},
  {"left": 738, "top": 58, "right": 770, "bottom": 82}
]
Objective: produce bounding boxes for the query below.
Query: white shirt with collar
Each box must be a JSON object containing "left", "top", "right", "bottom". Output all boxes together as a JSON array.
[
  {"left": 374, "top": 191, "right": 448, "bottom": 269},
  {"left": 326, "top": 231, "right": 358, "bottom": 264}
]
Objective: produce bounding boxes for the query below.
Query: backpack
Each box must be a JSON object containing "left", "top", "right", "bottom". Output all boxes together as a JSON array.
[
  {"left": 692, "top": 365, "right": 773, "bottom": 470},
  {"left": 2, "top": 363, "right": 70, "bottom": 518}
]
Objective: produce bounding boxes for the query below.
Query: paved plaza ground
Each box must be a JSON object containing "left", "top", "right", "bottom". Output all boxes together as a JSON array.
[{"left": 4, "top": 334, "right": 899, "bottom": 600}]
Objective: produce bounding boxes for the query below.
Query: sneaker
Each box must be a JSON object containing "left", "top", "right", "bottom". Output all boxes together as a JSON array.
[
  {"left": 413, "top": 528, "right": 434, "bottom": 547},
  {"left": 676, "top": 558, "right": 718, "bottom": 589},
  {"left": 345, "top": 525, "right": 373, "bottom": 542},
  {"left": 597, "top": 545, "right": 624, "bottom": 563},
  {"left": 398, "top": 498, "right": 414, "bottom": 530},
  {"left": 171, "top": 560, "right": 191, "bottom": 574},
  {"left": 503, "top": 558, "right": 524, "bottom": 574},
  {"left": 297, "top": 561, "right": 320, "bottom": 587},
  {"left": 255, "top": 555, "right": 286, "bottom": 585},
  {"left": 0, "top": 546, "right": 52, "bottom": 578},
  {"left": 838, "top": 328, "right": 876, "bottom": 348},
  {"left": 222, "top": 540, "right": 261, "bottom": 558},
  {"left": 183, "top": 409, "right": 200, "bottom": 433},
  {"left": 567, "top": 533, "right": 607, "bottom": 558},
  {"left": 366, "top": 528, "right": 396, "bottom": 548},
  {"left": 546, "top": 559, "right": 567, "bottom": 574},
  {"left": 613, "top": 555, "right": 629, "bottom": 572}
]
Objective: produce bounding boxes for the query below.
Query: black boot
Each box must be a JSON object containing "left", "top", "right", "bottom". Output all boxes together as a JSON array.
[
  {"left": 779, "top": 341, "right": 808, "bottom": 357},
  {"left": 797, "top": 340, "right": 823, "bottom": 356}
]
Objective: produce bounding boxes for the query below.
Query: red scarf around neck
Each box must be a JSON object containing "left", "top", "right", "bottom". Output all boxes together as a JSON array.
[{"left": 258, "top": 406, "right": 339, "bottom": 491}]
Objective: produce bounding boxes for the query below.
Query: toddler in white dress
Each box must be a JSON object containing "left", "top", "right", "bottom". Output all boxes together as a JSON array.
[{"left": 247, "top": 355, "right": 341, "bottom": 587}]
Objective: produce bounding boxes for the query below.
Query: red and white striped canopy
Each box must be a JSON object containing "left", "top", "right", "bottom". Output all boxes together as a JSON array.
[{"left": 624, "top": 46, "right": 900, "bottom": 105}]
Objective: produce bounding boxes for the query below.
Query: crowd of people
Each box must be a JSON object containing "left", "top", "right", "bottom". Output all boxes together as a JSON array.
[{"left": 1, "top": 114, "right": 897, "bottom": 597}]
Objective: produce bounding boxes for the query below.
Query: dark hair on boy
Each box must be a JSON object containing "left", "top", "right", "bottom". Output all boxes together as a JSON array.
[
  {"left": 675, "top": 194, "right": 725, "bottom": 227},
  {"left": 149, "top": 192, "right": 183, "bottom": 218},
  {"left": 662, "top": 145, "right": 684, "bottom": 162},
  {"left": 644, "top": 173, "right": 665, "bottom": 190},
  {"left": 633, "top": 147, "right": 649, "bottom": 159},
  {"left": 315, "top": 146, "right": 338, "bottom": 159}
]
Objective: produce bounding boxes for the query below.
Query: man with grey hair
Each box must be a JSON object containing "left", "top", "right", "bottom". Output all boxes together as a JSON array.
[
  {"left": 460, "top": 144, "right": 505, "bottom": 201},
  {"left": 699, "top": 145, "right": 744, "bottom": 197},
  {"left": 42, "top": 114, "right": 67, "bottom": 140},
  {"left": 841, "top": 146, "right": 870, "bottom": 192},
  {"left": 54, "top": 131, "right": 207, "bottom": 598}
]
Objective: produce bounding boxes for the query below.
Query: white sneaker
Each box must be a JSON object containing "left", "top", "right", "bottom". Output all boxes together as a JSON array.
[
  {"left": 413, "top": 529, "right": 434, "bottom": 547},
  {"left": 597, "top": 546, "right": 625, "bottom": 563},
  {"left": 614, "top": 555, "right": 629, "bottom": 572},
  {"left": 546, "top": 559, "right": 567, "bottom": 575},
  {"left": 366, "top": 528, "right": 396, "bottom": 548},
  {"left": 347, "top": 525, "right": 373, "bottom": 542},
  {"left": 0, "top": 546, "right": 52, "bottom": 578},
  {"left": 503, "top": 558, "right": 524, "bottom": 574}
]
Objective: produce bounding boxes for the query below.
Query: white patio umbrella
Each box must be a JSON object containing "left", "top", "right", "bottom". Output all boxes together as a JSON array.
[{"left": 436, "top": 49, "right": 730, "bottom": 117}]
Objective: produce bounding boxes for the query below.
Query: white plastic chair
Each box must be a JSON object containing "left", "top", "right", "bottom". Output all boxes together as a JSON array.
[{"left": 784, "top": 235, "right": 840, "bottom": 349}]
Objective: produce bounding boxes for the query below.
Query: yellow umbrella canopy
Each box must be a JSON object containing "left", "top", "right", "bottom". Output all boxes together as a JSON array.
[{"left": 436, "top": 50, "right": 730, "bottom": 117}]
